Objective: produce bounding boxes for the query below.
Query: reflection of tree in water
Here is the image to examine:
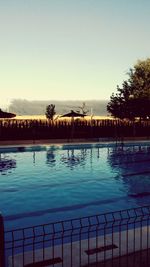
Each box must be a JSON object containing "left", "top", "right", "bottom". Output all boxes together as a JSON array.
[
  {"left": 46, "top": 150, "right": 56, "bottom": 167},
  {"left": 61, "top": 149, "right": 87, "bottom": 170},
  {"left": 107, "top": 145, "right": 150, "bottom": 199},
  {"left": 108, "top": 145, "right": 150, "bottom": 168},
  {"left": 0, "top": 154, "right": 16, "bottom": 174}
]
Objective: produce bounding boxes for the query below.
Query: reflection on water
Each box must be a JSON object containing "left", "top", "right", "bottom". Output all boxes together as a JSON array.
[
  {"left": 108, "top": 145, "right": 150, "bottom": 171},
  {"left": 33, "top": 151, "right": 35, "bottom": 164},
  {"left": 0, "top": 154, "right": 16, "bottom": 174},
  {"left": 61, "top": 149, "right": 88, "bottom": 170},
  {"left": 60, "top": 147, "right": 100, "bottom": 170},
  {"left": 107, "top": 145, "right": 150, "bottom": 204},
  {"left": 46, "top": 150, "right": 56, "bottom": 167},
  {"left": 31, "top": 148, "right": 101, "bottom": 170},
  {"left": 2, "top": 144, "right": 150, "bottom": 228}
]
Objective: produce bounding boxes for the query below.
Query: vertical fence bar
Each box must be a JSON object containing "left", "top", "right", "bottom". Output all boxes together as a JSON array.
[
  {"left": 146, "top": 215, "right": 149, "bottom": 266},
  {"left": 79, "top": 219, "right": 82, "bottom": 267},
  {"left": 0, "top": 213, "right": 5, "bottom": 267}
]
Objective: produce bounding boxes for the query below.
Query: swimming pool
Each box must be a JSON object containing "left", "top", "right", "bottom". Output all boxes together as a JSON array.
[{"left": 1, "top": 142, "right": 150, "bottom": 230}]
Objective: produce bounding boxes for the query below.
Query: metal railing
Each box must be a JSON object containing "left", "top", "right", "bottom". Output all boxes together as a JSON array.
[{"left": 1, "top": 205, "right": 150, "bottom": 267}]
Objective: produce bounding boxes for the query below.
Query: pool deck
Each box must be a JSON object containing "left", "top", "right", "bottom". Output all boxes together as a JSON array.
[
  {"left": 0, "top": 137, "right": 149, "bottom": 147},
  {"left": 9, "top": 225, "right": 150, "bottom": 267}
]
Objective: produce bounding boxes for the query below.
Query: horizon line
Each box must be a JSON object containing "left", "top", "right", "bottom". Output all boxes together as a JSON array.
[{"left": 9, "top": 98, "right": 109, "bottom": 102}]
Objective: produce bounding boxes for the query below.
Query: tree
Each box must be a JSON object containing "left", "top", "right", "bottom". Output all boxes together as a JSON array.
[
  {"left": 45, "top": 104, "right": 56, "bottom": 120},
  {"left": 76, "top": 102, "right": 89, "bottom": 115},
  {"left": 107, "top": 58, "right": 150, "bottom": 120}
]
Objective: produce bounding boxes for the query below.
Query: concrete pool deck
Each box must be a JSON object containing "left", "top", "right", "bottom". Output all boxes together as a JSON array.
[
  {"left": 9, "top": 225, "right": 150, "bottom": 267},
  {"left": 0, "top": 138, "right": 150, "bottom": 154},
  {"left": 0, "top": 137, "right": 150, "bottom": 146}
]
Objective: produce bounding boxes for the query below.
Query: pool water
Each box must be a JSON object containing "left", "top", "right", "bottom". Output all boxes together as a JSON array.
[{"left": 1, "top": 143, "right": 150, "bottom": 229}]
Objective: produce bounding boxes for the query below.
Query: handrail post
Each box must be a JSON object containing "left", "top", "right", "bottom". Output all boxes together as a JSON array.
[{"left": 0, "top": 213, "right": 5, "bottom": 267}]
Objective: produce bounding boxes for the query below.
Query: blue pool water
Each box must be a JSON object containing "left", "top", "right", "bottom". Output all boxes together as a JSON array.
[{"left": 1, "top": 142, "right": 150, "bottom": 230}]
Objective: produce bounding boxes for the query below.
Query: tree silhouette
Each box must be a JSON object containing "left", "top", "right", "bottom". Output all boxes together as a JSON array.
[
  {"left": 45, "top": 104, "right": 56, "bottom": 120},
  {"left": 77, "top": 102, "right": 89, "bottom": 115},
  {"left": 107, "top": 58, "right": 150, "bottom": 120}
]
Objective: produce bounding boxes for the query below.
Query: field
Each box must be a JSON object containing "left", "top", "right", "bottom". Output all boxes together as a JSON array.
[{"left": 14, "top": 114, "right": 114, "bottom": 121}]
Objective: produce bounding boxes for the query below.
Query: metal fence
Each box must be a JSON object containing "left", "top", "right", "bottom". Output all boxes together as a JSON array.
[{"left": 1, "top": 205, "right": 150, "bottom": 267}]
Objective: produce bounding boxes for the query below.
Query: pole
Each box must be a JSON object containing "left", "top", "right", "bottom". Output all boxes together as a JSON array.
[{"left": 0, "top": 213, "right": 5, "bottom": 267}]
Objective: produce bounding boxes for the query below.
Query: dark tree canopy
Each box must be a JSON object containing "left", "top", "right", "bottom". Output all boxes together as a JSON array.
[
  {"left": 107, "top": 58, "right": 150, "bottom": 120},
  {"left": 45, "top": 104, "right": 56, "bottom": 120}
]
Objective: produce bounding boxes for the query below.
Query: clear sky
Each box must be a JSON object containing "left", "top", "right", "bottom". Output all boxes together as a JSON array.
[{"left": 0, "top": 0, "right": 150, "bottom": 108}]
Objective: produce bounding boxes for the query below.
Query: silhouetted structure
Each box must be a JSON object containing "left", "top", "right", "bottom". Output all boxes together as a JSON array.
[
  {"left": 61, "top": 110, "right": 85, "bottom": 118},
  {"left": 0, "top": 109, "right": 16, "bottom": 118}
]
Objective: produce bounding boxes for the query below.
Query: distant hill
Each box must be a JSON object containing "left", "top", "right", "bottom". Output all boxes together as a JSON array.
[{"left": 9, "top": 99, "right": 109, "bottom": 116}]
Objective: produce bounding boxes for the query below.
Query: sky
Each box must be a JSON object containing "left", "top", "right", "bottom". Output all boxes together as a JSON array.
[{"left": 0, "top": 0, "right": 150, "bottom": 108}]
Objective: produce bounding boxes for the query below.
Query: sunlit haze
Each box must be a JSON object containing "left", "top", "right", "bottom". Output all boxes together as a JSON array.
[{"left": 0, "top": 0, "right": 150, "bottom": 108}]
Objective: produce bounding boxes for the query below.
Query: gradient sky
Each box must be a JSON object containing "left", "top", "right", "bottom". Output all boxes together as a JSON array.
[{"left": 0, "top": 0, "right": 150, "bottom": 108}]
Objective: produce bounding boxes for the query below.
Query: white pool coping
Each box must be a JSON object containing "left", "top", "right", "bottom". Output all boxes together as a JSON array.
[{"left": 1, "top": 139, "right": 150, "bottom": 154}]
